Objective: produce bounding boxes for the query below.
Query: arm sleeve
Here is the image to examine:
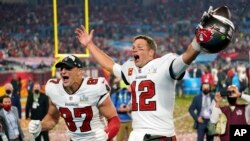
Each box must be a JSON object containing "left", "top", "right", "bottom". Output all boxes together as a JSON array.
[
  {"left": 241, "top": 93, "right": 250, "bottom": 103},
  {"left": 210, "top": 101, "right": 222, "bottom": 123},
  {"left": 188, "top": 97, "right": 198, "bottom": 122},
  {"left": 245, "top": 104, "right": 250, "bottom": 124},
  {"left": 105, "top": 116, "right": 120, "bottom": 141},
  {"left": 242, "top": 93, "right": 250, "bottom": 124},
  {"left": 112, "top": 63, "right": 122, "bottom": 78},
  {"left": 171, "top": 55, "right": 189, "bottom": 79}
]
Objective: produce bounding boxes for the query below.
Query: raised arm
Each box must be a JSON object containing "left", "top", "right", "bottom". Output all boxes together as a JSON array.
[
  {"left": 182, "top": 38, "right": 200, "bottom": 65},
  {"left": 75, "top": 25, "right": 115, "bottom": 73},
  {"left": 210, "top": 92, "right": 223, "bottom": 123},
  {"left": 172, "top": 6, "right": 234, "bottom": 78}
]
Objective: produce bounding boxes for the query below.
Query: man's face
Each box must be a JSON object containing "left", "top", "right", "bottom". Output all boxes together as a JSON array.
[
  {"left": 5, "top": 83, "right": 13, "bottom": 94},
  {"left": 2, "top": 97, "right": 11, "bottom": 106},
  {"left": 60, "top": 66, "right": 81, "bottom": 87},
  {"left": 202, "top": 83, "right": 210, "bottom": 91},
  {"left": 33, "top": 83, "right": 41, "bottom": 93},
  {"left": 132, "top": 39, "right": 154, "bottom": 68},
  {"left": 33, "top": 83, "right": 40, "bottom": 90}
]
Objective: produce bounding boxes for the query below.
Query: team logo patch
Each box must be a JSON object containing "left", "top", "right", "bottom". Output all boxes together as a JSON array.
[
  {"left": 79, "top": 95, "right": 89, "bottom": 105},
  {"left": 196, "top": 28, "right": 213, "bottom": 43},
  {"left": 148, "top": 68, "right": 157, "bottom": 74},
  {"left": 236, "top": 109, "right": 242, "bottom": 116},
  {"left": 128, "top": 68, "right": 133, "bottom": 76}
]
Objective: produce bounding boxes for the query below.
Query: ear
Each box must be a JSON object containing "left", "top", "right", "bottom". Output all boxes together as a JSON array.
[{"left": 149, "top": 49, "right": 155, "bottom": 58}]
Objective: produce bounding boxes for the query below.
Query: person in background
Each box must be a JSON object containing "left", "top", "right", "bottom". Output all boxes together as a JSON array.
[
  {"left": 189, "top": 81, "right": 215, "bottom": 141},
  {"left": 27, "top": 76, "right": 34, "bottom": 96},
  {"left": 25, "top": 83, "right": 49, "bottom": 141},
  {"left": 0, "top": 95, "right": 24, "bottom": 141},
  {"left": 4, "top": 83, "right": 22, "bottom": 119},
  {"left": 111, "top": 84, "right": 132, "bottom": 141},
  {"left": 201, "top": 66, "right": 215, "bottom": 91},
  {"left": 10, "top": 74, "right": 21, "bottom": 96},
  {"left": 216, "top": 66, "right": 227, "bottom": 92},
  {"left": 210, "top": 85, "right": 250, "bottom": 141}
]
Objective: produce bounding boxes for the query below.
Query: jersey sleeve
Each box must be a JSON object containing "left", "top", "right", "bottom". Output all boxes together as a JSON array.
[
  {"left": 45, "top": 78, "right": 61, "bottom": 104},
  {"left": 162, "top": 53, "right": 186, "bottom": 80},
  {"left": 88, "top": 77, "right": 111, "bottom": 106},
  {"left": 45, "top": 79, "right": 56, "bottom": 97},
  {"left": 120, "top": 59, "right": 135, "bottom": 85},
  {"left": 113, "top": 63, "right": 122, "bottom": 78}
]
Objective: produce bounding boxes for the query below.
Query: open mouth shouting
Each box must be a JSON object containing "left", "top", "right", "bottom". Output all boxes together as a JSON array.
[
  {"left": 62, "top": 76, "right": 70, "bottom": 84},
  {"left": 134, "top": 54, "right": 140, "bottom": 62}
]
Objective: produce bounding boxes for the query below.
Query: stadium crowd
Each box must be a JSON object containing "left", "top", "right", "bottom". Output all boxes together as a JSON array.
[{"left": 0, "top": 0, "right": 250, "bottom": 60}]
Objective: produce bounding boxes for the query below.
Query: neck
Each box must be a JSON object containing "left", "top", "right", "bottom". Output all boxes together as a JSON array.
[{"left": 64, "top": 79, "right": 83, "bottom": 94}]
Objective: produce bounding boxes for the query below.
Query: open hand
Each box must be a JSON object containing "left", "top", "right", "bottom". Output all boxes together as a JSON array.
[{"left": 75, "top": 25, "right": 94, "bottom": 47}]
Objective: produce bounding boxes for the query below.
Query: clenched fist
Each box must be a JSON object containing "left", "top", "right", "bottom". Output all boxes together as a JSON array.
[{"left": 29, "top": 120, "right": 42, "bottom": 138}]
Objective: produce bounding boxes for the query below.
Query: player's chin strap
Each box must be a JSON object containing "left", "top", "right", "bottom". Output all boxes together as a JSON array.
[{"left": 105, "top": 116, "right": 120, "bottom": 141}]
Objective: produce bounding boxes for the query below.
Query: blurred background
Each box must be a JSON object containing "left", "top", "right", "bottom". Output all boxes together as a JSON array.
[{"left": 0, "top": 0, "right": 250, "bottom": 140}]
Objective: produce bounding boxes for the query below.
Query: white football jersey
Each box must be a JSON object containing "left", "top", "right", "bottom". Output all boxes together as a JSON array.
[
  {"left": 45, "top": 77, "right": 110, "bottom": 141},
  {"left": 118, "top": 53, "right": 183, "bottom": 136}
]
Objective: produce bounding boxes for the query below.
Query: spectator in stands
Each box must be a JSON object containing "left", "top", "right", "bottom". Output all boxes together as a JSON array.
[
  {"left": 27, "top": 76, "right": 34, "bottom": 96},
  {"left": 10, "top": 74, "right": 21, "bottom": 96},
  {"left": 201, "top": 66, "right": 214, "bottom": 91},
  {"left": 236, "top": 63, "right": 248, "bottom": 92},
  {"left": 216, "top": 66, "right": 227, "bottom": 91},
  {"left": 189, "top": 64, "right": 203, "bottom": 78},
  {"left": 25, "top": 83, "right": 49, "bottom": 141},
  {"left": 4, "top": 83, "right": 22, "bottom": 119}
]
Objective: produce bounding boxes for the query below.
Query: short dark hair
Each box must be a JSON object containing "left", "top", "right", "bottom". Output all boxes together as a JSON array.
[
  {"left": 133, "top": 35, "right": 157, "bottom": 51},
  {"left": 0, "top": 95, "right": 11, "bottom": 103}
]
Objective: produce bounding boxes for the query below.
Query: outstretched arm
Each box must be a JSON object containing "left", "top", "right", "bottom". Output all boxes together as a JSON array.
[
  {"left": 182, "top": 38, "right": 200, "bottom": 65},
  {"left": 210, "top": 92, "right": 223, "bottom": 123},
  {"left": 75, "top": 25, "right": 116, "bottom": 73}
]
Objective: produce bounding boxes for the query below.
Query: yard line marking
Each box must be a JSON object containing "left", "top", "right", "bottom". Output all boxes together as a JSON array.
[{"left": 174, "top": 113, "right": 189, "bottom": 121}]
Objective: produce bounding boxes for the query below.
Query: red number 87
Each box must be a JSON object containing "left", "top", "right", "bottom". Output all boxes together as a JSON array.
[{"left": 59, "top": 106, "right": 93, "bottom": 132}]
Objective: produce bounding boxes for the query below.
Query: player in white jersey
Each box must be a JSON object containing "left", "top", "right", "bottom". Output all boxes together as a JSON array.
[
  {"left": 75, "top": 7, "right": 234, "bottom": 141},
  {"left": 76, "top": 29, "right": 188, "bottom": 140},
  {"left": 28, "top": 55, "right": 120, "bottom": 141}
]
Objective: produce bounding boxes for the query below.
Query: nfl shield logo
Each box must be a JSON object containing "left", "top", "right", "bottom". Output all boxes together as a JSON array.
[{"left": 69, "top": 96, "right": 73, "bottom": 101}]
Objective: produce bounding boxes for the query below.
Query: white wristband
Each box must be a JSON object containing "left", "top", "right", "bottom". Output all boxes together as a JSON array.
[{"left": 191, "top": 38, "right": 201, "bottom": 52}]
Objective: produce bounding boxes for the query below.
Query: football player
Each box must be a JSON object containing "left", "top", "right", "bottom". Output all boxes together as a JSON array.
[
  {"left": 28, "top": 55, "right": 120, "bottom": 141},
  {"left": 75, "top": 6, "right": 234, "bottom": 141}
]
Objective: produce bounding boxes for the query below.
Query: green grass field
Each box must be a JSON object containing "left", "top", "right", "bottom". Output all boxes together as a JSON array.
[{"left": 174, "top": 95, "right": 196, "bottom": 134}]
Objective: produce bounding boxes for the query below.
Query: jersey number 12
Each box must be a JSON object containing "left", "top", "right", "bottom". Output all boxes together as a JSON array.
[{"left": 131, "top": 80, "right": 156, "bottom": 111}]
